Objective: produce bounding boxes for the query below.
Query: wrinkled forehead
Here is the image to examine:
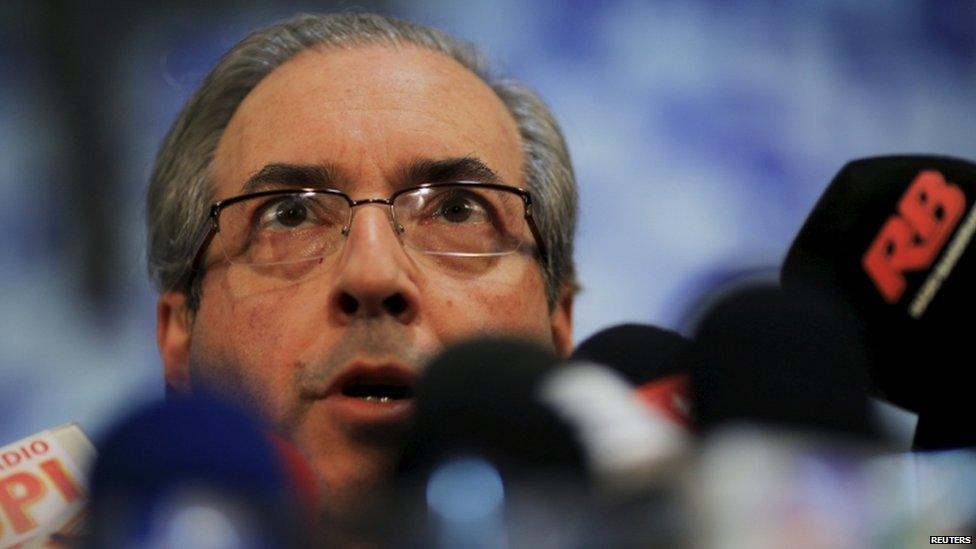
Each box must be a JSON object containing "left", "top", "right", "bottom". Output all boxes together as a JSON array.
[{"left": 211, "top": 45, "right": 525, "bottom": 200}]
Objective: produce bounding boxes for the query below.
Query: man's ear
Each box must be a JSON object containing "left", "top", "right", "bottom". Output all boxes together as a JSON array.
[
  {"left": 550, "top": 281, "right": 575, "bottom": 358},
  {"left": 157, "top": 291, "right": 193, "bottom": 394}
]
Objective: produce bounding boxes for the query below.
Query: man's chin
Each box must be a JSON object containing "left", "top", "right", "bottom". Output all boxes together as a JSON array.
[
  {"left": 294, "top": 418, "right": 409, "bottom": 521},
  {"left": 313, "top": 452, "right": 404, "bottom": 543}
]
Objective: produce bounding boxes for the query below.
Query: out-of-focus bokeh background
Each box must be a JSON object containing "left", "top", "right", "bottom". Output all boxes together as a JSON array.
[{"left": 1, "top": 0, "right": 974, "bottom": 443}]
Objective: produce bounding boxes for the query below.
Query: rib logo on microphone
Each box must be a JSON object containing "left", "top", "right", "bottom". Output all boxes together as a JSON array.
[{"left": 862, "top": 170, "right": 968, "bottom": 312}]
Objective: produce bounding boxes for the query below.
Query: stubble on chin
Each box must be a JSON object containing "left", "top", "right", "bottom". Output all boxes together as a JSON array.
[
  {"left": 189, "top": 317, "right": 435, "bottom": 430},
  {"left": 289, "top": 319, "right": 435, "bottom": 430}
]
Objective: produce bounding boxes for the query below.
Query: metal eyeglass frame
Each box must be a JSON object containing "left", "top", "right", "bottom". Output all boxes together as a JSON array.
[{"left": 185, "top": 181, "right": 548, "bottom": 289}]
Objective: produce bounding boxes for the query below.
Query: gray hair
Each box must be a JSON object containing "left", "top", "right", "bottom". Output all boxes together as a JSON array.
[{"left": 147, "top": 12, "right": 577, "bottom": 310}]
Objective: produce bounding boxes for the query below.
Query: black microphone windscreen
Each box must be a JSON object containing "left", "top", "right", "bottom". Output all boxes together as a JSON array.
[
  {"left": 689, "top": 283, "right": 873, "bottom": 438},
  {"left": 571, "top": 324, "right": 688, "bottom": 385},
  {"left": 398, "top": 337, "right": 586, "bottom": 479},
  {"left": 783, "top": 155, "right": 976, "bottom": 414}
]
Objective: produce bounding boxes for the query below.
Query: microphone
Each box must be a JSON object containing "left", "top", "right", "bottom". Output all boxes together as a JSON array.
[
  {"left": 572, "top": 323, "right": 692, "bottom": 428},
  {"left": 0, "top": 423, "right": 96, "bottom": 547},
  {"left": 684, "top": 281, "right": 894, "bottom": 547},
  {"left": 393, "top": 337, "right": 586, "bottom": 546},
  {"left": 396, "top": 336, "right": 692, "bottom": 547},
  {"left": 86, "top": 392, "right": 315, "bottom": 548},
  {"left": 782, "top": 155, "right": 976, "bottom": 448},
  {"left": 398, "top": 337, "right": 585, "bottom": 481},
  {"left": 687, "top": 281, "right": 873, "bottom": 438},
  {"left": 572, "top": 323, "right": 688, "bottom": 386}
]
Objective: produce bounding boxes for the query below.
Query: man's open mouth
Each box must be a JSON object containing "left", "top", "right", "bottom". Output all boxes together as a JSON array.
[
  {"left": 321, "top": 363, "right": 418, "bottom": 424},
  {"left": 340, "top": 378, "right": 416, "bottom": 403},
  {"left": 326, "top": 363, "right": 418, "bottom": 405}
]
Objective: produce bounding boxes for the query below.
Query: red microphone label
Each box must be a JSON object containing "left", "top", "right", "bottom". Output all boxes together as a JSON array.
[
  {"left": 0, "top": 426, "right": 93, "bottom": 548},
  {"left": 862, "top": 170, "right": 965, "bottom": 304}
]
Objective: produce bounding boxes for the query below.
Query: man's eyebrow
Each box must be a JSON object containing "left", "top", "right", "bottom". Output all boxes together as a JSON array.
[
  {"left": 240, "top": 157, "right": 503, "bottom": 194},
  {"left": 399, "top": 157, "right": 503, "bottom": 187},
  {"left": 240, "top": 163, "right": 344, "bottom": 193}
]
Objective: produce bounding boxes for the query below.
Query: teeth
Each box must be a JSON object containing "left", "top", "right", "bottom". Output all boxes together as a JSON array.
[{"left": 362, "top": 396, "right": 392, "bottom": 403}]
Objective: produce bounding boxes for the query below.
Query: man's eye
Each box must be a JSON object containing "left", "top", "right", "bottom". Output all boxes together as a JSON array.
[
  {"left": 438, "top": 198, "right": 474, "bottom": 222},
  {"left": 432, "top": 194, "right": 488, "bottom": 224},
  {"left": 256, "top": 196, "right": 318, "bottom": 230}
]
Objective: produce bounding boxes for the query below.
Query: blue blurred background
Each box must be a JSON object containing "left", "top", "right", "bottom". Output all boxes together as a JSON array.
[{"left": 1, "top": 0, "right": 973, "bottom": 444}]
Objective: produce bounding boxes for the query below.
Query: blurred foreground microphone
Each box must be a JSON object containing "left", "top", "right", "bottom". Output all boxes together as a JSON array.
[
  {"left": 0, "top": 424, "right": 95, "bottom": 547},
  {"left": 688, "top": 282, "right": 873, "bottom": 438},
  {"left": 572, "top": 324, "right": 688, "bottom": 386},
  {"left": 402, "top": 335, "right": 692, "bottom": 484},
  {"left": 395, "top": 338, "right": 585, "bottom": 547},
  {"left": 398, "top": 338, "right": 584, "bottom": 480},
  {"left": 87, "top": 393, "right": 315, "bottom": 548},
  {"left": 685, "top": 282, "right": 886, "bottom": 549},
  {"left": 572, "top": 324, "right": 691, "bottom": 428},
  {"left": 396, "top": 337, "right": 691, "bottom": 547},
  {"left": 782, "top": 155, "right": 976, "bottom": 448}
]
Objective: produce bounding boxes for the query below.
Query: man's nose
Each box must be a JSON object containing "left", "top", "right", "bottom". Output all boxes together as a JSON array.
[{"left": 328, "top": 204, "right": 420, "bottom": 324}]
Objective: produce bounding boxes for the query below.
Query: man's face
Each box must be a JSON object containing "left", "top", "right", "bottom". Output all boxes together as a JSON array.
[{"left": 157, "top": 46, "right": 573, "bottom": 511}]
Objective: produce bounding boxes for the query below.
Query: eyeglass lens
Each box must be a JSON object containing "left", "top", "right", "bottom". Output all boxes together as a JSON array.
[{"left": 212, "top": 185, "right": 529, "bottom": 273}]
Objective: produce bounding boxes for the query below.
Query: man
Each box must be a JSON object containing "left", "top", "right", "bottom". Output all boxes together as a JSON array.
[{"left": 147, "top": 12, "right": 578, "bottom": 515}]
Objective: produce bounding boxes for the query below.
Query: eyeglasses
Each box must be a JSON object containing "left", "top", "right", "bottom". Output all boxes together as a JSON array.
[{"left": 187, "top": 181, "right": 548, "bottom": 286}]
